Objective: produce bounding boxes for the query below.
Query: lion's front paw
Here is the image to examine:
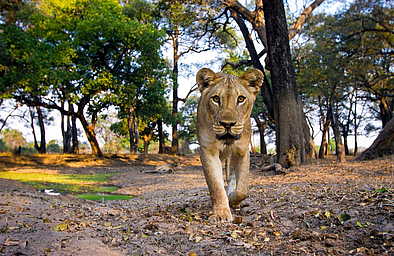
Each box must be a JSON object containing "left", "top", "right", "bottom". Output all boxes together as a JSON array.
[
  {"left": 229, "top": 191, "right": 247, "bottom": 209},
  {"left": 209, "top": 206, "right": 233, "bottom": 222}
]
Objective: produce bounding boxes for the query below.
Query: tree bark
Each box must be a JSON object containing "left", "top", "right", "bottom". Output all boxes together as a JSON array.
[
  {"left": 29, "top": 107, "right": 39, "bottom": 152},
  {"left": 319, "top": 112, "right": 331, "bottom": 159},
  {"left": 78, "top": 114, "right": 103, "bottom": 157},
  {"left": 127, "top": 109, "right": 138, "bottom": 154},
  {"left": 328, "top": 105, "right": 345, "bottom": 162},
  {"left": 263, "top": 0, "right": 306, "bottom": 167},
  {"left": 35, "top": 106, "right": 46, "bottom": 154},
  {"left": 343, "top": 134, "right": 349, "bottom": 155},
  {"left": 60, "top": 101, "right": 70, "bottom": 153},
  {"left": 353, "top": 93, "right": 358, "bottom": 156},
  {"left": 356, "top": 116, "right": 394, "bottom": 160},
  {"left": 143, "top": 140, "right": 149, "bottom": 154},
  {"left": 378, "top": 97, "right": 393, "bottom": 128},
  {"left": 70, "top": 103, "right": 79, "bottom": 154},
  {"left": 253, "top": 116, "right": 267, "bottom": 154},
  {"left": 171, "top": 29, "right": 180, "bottom": 154},
  {"left": 157, "top": 119, "right": 165, "bottom": 154}
]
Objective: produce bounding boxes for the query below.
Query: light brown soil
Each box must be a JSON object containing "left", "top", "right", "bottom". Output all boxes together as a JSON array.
[{"left": 0, "top": 153, "right": 393, "bottom": 255}]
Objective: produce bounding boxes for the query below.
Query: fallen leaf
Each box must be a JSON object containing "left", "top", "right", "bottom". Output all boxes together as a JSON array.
[
  {"left": 230, "top": 231, "right": 239, "bottom": 239},
  {"left": 54, "top": 223, "right": 69, "bottom": 232},
  {"left": 337, "top": 213, "right": 351, "bottom": 224},
  {"left": 233, "top": 216, "right": 243, "bottom": 224},
  {"left": 194, "top": 236, "right": 203, "bottom": 242},
  {"left": 273, "top": 231, "right": 282, "bottom": 237},
  {"left": 3, "top": 238, "right": 20, "bottom": 246},
  {"left": 42, "top": 218, "right": 51, "bottom": 223},
  {"left": 320, "top": 225, "right": 328, "bottom": 230}
]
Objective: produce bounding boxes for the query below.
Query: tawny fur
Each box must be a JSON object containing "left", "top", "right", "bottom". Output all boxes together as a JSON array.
[{"left": 196, "top": 68, "right": 263, "bottom": 221}]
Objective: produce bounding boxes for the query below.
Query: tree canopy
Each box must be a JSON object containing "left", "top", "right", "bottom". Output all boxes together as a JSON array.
[{"left": 0, "top": 0, "right": 392, "bottom": 160}]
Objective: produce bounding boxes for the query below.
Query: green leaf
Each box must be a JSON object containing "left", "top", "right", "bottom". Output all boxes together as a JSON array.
[
  {"left": 374, "top": 187, "right": 388, "bottom": 193},
  {"left": 337, "top": 213, "right": 351, "bottom": 224},
  {"left": 53, "top": 223, "right": 69, "bottom": 232}
]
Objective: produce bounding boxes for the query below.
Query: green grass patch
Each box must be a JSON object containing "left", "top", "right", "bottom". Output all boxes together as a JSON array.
[
  {"left": 0, "top": 171, "right": 117, "bottom": 194},
  {"left": 76, "top": 193, "right": 133, "bottom": 201}
]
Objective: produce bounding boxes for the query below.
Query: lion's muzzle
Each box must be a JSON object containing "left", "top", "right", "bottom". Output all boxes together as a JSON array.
[{"left": 213, "top": 121, "right": 243, "bottom": 142}]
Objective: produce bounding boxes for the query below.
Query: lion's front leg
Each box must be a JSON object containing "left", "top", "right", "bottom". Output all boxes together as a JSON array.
[
  {"left": 228, "top": 151, "right": 249, "bottom": 208},
  {"left": 200, "top": 148, "right": 233, "bottom": 222}
]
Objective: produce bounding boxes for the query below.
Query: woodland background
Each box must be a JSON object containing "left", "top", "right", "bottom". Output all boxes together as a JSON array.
[{"left": 0, "top": 0, "right": 393, "bottom": 165}]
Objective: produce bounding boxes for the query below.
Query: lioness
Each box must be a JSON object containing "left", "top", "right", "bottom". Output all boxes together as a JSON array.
[{"left": 196, "top": 68, "right": 263, "bottom": 221}]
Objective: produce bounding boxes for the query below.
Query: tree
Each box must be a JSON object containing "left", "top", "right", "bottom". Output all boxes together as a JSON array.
[
  {"left": 337, "top": 0, "right": 394, "bottom": 129},
  {"left": 262, "top": 0, "right": 310, "bottom": 166},
  {"left": 158, "top": 0, "right": 237, "bottom": 154},
  {"left": 96, "top": 113, "right": 127, "bottom": 154},
  {"left": 0, "top": 128, "right": 26, "bottom": 151},
  {"left": 356, "top": 116, "right": 394, "bottom": 160},
  {"left": 220, "top": 0, "right": 325, "bottom": 166},
  {"left": 1, "top": 0, "right": 165, "bottom": 157},
  {"left": 47, "top": 139, "right": 61, "bottom": 153},
  {"left": 294, "top": 0, "right": 393, "bottom": 160}
]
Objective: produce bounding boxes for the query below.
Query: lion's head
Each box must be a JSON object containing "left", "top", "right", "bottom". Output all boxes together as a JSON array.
[{"left": 196, "top": 68, "right": 263, "bottom": 144}]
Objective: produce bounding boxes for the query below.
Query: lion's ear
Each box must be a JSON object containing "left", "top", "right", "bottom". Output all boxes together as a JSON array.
[
  {"left": 241, "top": 69, "right": 264, "bottom": 95},
  {"left": 196, "top": 68, "right": 217, "bottom": 92}
]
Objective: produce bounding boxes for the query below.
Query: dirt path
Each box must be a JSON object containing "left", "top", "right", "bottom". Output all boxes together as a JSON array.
[{"left": 0, "top": 154, "right": 393, "bottom": 255}]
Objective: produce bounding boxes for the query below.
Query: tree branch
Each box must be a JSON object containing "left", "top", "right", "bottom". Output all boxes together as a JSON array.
[
  {"left": 288, "top": 0, "right": 326, "bottom": 40},
  {"left": 179, "top": 83, "right": 198, "bottom": 103}
]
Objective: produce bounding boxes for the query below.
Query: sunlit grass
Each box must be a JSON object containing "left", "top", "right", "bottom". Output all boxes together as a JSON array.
[
  {"left": 0, "top": 171, "right": 117, "bottom": 194},
  {"left": 76, "top": 193, "right": 133, "bottom": 201}
]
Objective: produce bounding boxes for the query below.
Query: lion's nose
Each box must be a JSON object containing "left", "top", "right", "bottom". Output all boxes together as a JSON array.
[{"left": 220, "top": 121, "right": 236, "bottom": 129}]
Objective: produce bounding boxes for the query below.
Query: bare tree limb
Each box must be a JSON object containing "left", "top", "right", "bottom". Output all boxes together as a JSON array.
[
  {"left": 288, "top": 0, "right": 326, "bottom": 39},
  {"left": 0, "top": 105, "right": 19, "bottom": 133},
  {"left": 179, "top": 83, "right": 198, "bottom": 103}
]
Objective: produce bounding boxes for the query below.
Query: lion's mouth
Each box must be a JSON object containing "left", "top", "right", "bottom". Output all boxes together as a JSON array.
[
  {"left": 213, "top": 124, "right": 242, "bottom": 143},
  {"left": 216, "top": 132, "right": 240, "bottom": 141}
]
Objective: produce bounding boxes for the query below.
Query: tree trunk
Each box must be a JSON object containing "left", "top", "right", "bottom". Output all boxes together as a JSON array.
[
  {"left": 65, "top": 114, "right": 72, "bottom": 153},
  {"left": 253, "top": 116, "right": 267, "bottom": 154},
  {"left": 343, "top": 134, "right": 349, "bottom": 155},
  {"left": 356, "top": 116, "right": 394, "bottom": 160},
  {"left": 78, "top": 114, "right": 103, "bottom": 157},
  {"left": 143, "top": 134, "right": 151, "bottom": 155},
  {"left": 143, "top": 140, "right": 149, "bottom": 154},
  {"left": 60, "top": 101, "right": 69, "bottom": 153},
  {"left": 326, "top": 129, "right": 330, "bottom": 155},
  {"left": 61, "top": 101, "right": 77, "bottom": 154},
  {"left": 29, "top": 107, "right": 39, "bottom": 152},
  {"left": 328, "top": 106, "right": 345, "bottom": 162},
  {"left": 263, "top": 0, "right": 307, "bottom": 167},
  {"left": 35, "top": 106, "right": 46, "bottom": 153},
  {"left": 158, "top": 119, "right": 165, "bottom": 154},
  {"left": 171, "top": 29, "right": 180, "bottom": 154},
  {"left": 127, "top": 109, "right": 138, "bottom": 154},
  {"left": 378, "top": 97, "right": 393, "bottom": 128},
  {"left": 60, "top": 101, "right": 65, "bottom": 152},
  {"left": 70, "top": 103, "right": 79, "bottom": 154},
  {"left": 301, "top": 110, "right": 316, "bottom": 160},
  {"left": 319, "top": 113, "right": 331, "bottom": 159},
  {"left": 353, "top": 95, "right": 358, "bottom": 156}
]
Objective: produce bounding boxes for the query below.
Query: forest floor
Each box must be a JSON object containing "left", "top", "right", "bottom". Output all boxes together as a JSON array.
[{"left": 0, "top": 153, "right": 393, "bottom": 256}]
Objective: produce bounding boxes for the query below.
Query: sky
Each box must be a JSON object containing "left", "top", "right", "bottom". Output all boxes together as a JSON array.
[{"left": 1, "top": 0, "right": 375, "bottom": 151}]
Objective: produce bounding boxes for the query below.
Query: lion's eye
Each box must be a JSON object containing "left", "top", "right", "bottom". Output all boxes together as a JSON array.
[
  {"left": 237, "top": 96, "right": 246, "bottom": 103},
  {"left": 212, "top": 96, "right": 220, "bottom": 104}
]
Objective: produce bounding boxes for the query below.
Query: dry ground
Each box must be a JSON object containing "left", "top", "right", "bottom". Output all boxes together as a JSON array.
[{"left": 0, "top": 153, "right": 393, "bottom": 255}]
